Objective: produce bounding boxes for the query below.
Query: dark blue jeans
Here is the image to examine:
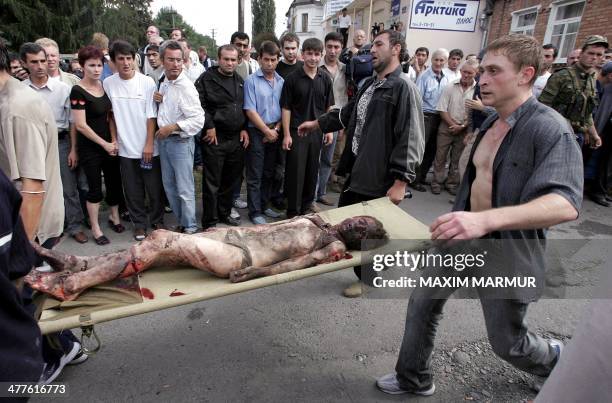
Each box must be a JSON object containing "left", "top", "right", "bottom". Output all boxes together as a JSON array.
[
  {"left": 246, "top": 127, "right": 281, "bottom": 219},
  {"left": 395, "top": 283, "right": 558, "bottom": 391}
]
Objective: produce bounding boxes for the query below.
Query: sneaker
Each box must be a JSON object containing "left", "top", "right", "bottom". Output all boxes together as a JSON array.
[
  {"left": 133, "top": 228, "right": 146, "bottom": 241},
  {"left": 233, "top": 198, "right": 247, "bottom": 209},
  {"left": 40, "top": 341, "right": 81, "bottom": 384},
  {"left": 230, "top": 208, "right": 241, "bottom": 219},
  {"left": 303, "top": 203, "right": 321, "bottom": 214},
  {"left": 446, "top": 186, "right": 457, "bottom": 196},
  {"left": 220, "top": 215, "right": 241, "bottom": 226},
  {"left": 430, "top": 183, "right": 442, "bottom": 195},
  {"left": 376, "top": 373, "right": 436, "bottom": 396},
  {"left": 549, "top": 338, "right": 564, "bottom": 361},
  {"left": 164, "top": 206, "right": 173, "bottom": 213},
  {"left": 263, "top": 208, "right": 281, "bottom": 219},
  {"left": 68, "top": 348, "right": 89, "bottom": 365},
  {"left": 251, "top": 215, "right": 267, "bottom": 225},
  {"left": 183, "top": 227, "right": 199, "bottom": 234},
  {"left": 342, "top": 281, "right": 362, "bottom": 298}
]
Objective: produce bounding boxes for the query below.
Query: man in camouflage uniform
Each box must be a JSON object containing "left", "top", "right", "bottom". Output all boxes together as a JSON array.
[{"left": 539, "top": 35, "right": 608, "bottom": 148}]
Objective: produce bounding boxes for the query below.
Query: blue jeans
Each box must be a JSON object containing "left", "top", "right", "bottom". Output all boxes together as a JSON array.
[
  {"left": 316, "top": 131, "right": 338, "bottom": 199},
  {"left": 245, "top": 127, "right": 280, "bottom": 219},
  {"left": 159, "top": 136, "right": 197, "bottom": 231}
]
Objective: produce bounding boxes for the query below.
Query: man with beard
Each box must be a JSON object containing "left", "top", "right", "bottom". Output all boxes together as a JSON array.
[{"left": 298, "top": 30, "right": 424, "bottom": 297}]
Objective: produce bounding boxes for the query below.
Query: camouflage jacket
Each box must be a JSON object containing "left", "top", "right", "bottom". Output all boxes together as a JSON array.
[{"left": 538, "top": 64, "right": 598, "bottom": 133}]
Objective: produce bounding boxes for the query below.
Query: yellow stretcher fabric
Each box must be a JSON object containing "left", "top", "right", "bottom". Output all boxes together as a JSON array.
[{"left": 38, "top": 198, "right": 430, "bottom": 334}]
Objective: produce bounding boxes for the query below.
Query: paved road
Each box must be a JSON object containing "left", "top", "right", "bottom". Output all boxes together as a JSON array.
[{"left": 33, "top": 188, "right": 611, "bottom": 403}]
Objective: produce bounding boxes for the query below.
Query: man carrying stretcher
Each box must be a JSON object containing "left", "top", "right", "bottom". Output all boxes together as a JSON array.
[{"left": 26, "top": 215, "right": 387, "bottom": 301}]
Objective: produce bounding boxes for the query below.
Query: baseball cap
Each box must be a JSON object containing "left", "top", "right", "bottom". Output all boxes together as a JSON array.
[{"left": 583, "top": 35, "right": 609, "bottom": 49}]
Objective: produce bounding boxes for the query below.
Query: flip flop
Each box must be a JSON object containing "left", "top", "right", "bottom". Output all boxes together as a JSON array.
[
  {"left": 94, "top": 235, "right": 110, "bottom": 245},
  {"left": 108, "top": 219, "right": 125, "bottom": 233}
]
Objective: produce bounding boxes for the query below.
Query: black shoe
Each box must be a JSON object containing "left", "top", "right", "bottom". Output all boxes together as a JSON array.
[
  {"left": 589, "top": 193, "right": 610, "bottom": 207},
  {"left": 606, "top": 195, "right": 612, "bottom": 202},
  {"left": 410, "top": 182, "right": 427, "bottom": 192},
  {"left": 220, "top": 216, "right": 241, "bottom": 226}
]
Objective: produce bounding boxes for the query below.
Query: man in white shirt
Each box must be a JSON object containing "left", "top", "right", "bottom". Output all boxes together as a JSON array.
[
  {"left": 443, "top": 48, "right": 463, "bottom": 83},
  {"left": 533, "top": 44, "right": 558, "bottom": 98},
  {"left": 103, "top": 40, "right": 165, "bottom": 241},
  {"left": 154, "top": 41, "right": 205, "bottom": 234},
  {"left": 34, "top": 37, "right": 80, "bottom": 87},
  {"left": 338, "top": 8, "right": 352, "bottom": 48},
  {"left": 21, "top": 42, "right": 88, "bottom": 243}
]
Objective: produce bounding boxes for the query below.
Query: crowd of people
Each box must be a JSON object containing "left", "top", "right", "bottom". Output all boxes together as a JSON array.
[{"left": 1, "top": 19, "right": 611, "bottom": 397}]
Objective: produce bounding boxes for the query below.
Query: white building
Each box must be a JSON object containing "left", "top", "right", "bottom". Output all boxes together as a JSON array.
[
  {"left": 322, "top": 0, "right": 352, "bottom": 20},
  {"left": 285, "top": 0, "right": 325, "bottom": 44}
]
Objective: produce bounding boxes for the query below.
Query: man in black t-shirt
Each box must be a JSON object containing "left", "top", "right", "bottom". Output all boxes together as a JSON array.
[
  {"left": 280, "top": 38, "right": 334, "bottom": 218},
  {"left": 276, "top": 32, "right": 303, "bottom": 79}
]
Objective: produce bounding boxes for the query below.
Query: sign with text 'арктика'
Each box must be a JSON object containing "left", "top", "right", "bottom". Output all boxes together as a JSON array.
[{"left": 410, "top": 0, "right": 480, "bottom": 32}]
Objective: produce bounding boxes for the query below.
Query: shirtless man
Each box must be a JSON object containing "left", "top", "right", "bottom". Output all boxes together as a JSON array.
[
  {"left": 376, "top": 35, "right": 583, "bottom": 396},
  {"left": 26, "top": 215, "right": 386, "bottom": 301}
]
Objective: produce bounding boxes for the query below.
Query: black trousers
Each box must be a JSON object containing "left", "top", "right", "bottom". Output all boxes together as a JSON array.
[
  {"left": 119, "top": 156, "right": 164, "bottom": 230},
  {"left": 285, "top": 130, "right": 323, "bottom": 217},
  {"left": 416, "top": 113, "right": 442, "bottom": 183},
  {"left": 583, "top": 121, "right": 611, "bottom": 196},
  {"left": 80, "top": 148, "right": 122, "bottom": 205},
  {"left": 201, "top": 134, "right": 244, "bottom": 228}
]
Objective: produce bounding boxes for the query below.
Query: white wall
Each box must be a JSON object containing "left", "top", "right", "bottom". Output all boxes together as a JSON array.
[{"left": 287, "top": 3, "right": 325, "bottom": 44}]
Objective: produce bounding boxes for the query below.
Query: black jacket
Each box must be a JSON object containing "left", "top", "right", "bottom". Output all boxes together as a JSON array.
[
  {"left": 195, "top": 66, "right": 246, "bottom": 133},
  {"left": 318, "top": 66, "right": 425, "bottom": 197}
]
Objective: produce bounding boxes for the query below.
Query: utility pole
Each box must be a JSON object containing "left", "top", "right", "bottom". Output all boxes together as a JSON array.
[
  {"left": 210, "top": 28, "right": 216, "bottom": 42},
  {"left": 238, "top": 0, "right": 245, "bottom": 32}
]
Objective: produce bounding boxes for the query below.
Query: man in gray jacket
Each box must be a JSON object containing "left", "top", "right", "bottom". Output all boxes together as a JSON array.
[{"left": 298, "top": 30, "right": 425, "bottom": 297}]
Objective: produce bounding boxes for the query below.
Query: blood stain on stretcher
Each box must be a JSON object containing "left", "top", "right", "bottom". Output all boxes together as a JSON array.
[
  {"left": 139, "top": 287, "right": 155, "bottom": 299},
  {"left": 170, "top": 289, "right": 186, "bottom": 297}
]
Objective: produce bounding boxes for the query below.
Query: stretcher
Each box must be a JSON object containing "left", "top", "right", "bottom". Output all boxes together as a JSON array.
[{"left": 37, "top": 198, "right": 430, "bottom": 338}]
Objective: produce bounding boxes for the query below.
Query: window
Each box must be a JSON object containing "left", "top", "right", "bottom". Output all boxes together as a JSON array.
[
  {"left": 510, "top": 7, "right": 539, "bottom": 36},
  {"left": 302, "top": 13, "right": 309, "bottom": 32},
  {"left": 545, "top": 0, "right": 585, "bottom": 61}
]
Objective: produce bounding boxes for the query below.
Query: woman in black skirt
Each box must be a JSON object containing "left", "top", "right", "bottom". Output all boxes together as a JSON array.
[{"left": 70, "top": 46, "right": 124, "bottom": 245}]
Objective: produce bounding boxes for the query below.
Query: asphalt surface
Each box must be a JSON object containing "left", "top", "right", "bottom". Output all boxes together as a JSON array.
[{"left": 32, "top": 186, "right": 612, "bottom": 403}]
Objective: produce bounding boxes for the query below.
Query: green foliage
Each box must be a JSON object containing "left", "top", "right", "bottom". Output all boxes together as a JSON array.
[
  {"left": 251, "top": 0, "right": 276, "bottom": 39},
  {"left": 0, "top": 0, "right": 152, "bottom": 52},
  {"left": 153, "top": 6, "right": 217, "bottom": 59}
]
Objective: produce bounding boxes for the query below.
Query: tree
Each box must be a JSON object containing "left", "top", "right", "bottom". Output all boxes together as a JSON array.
[
  {"left": 153, "top": 7, "right": 217, "bottom": 59},
  {"left": 251, "top": 0, "right": 276, "bottom": 39},
  {"left": 0, "top": 0, "right": 152, "bottom": 52}
]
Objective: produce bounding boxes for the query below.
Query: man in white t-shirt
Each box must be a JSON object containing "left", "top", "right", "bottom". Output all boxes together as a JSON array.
[
  {"left": 103, "top": 40, "right": 165, "bottom": 241},
  {"left": 533, "top": 44, "right": 558, "bottom": 98},
  {"left": 338, "top": 8, "right": 352, "bottom": 48}
]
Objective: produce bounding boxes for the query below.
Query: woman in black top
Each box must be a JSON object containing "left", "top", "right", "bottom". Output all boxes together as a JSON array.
[{"left": 70, "top": 46, "right": 124, "bottom": 245}]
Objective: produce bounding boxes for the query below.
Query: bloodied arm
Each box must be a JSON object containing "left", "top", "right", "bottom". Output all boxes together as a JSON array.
[{"left": 230, "top": 240, "right": 347, "bottom": 283}]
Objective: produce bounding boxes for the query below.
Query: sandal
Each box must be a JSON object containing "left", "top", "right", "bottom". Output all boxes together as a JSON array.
[
  {"left": 108, "top": 219, "right": 125, "bottom": 233},
  {"left": 94, "top": 235, "right": 110, "bottom": 245}
]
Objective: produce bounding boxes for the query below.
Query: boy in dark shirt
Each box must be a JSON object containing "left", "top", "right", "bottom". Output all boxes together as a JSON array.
[{"left": 280, "top": 38, "right": 334, "bottom": 218}]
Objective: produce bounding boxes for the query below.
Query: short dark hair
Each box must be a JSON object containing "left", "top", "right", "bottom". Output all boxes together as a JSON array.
[
  {"left": 342, "top": 7, "right": 347, "bottom": 11},
  {"left": 19, "top": 42, "right": 46, "bottom": 62},
  {"left": 302, "top": 37, "right": 324, "bottom": 53},
  {"left": 109, "top": 40, "right": 136, "bottom": 61},
  {"left": 147, "top": 44, "right": 160, "bottom": 53},
  {"left": 8, "top": 51, "right": 20, "bottom": 64},
  {"left": 449, "top": 48, "right": 464, "bottom": 59},
  {"left": 415, "top": 46, "right": 429, "bottom": 56},
  {"left": 258, "top": 41, "right": 280, "bottom": 58},
  {"left": 160, "top": 40, "right": 184, "bottom": 59},
  {"left": 77, "top": 45, "right": 105, "bottom": 67},
  {"left": 279, "top": 32, "right": 300, "bottom": 47},
  {"left": 0, "top": 42, "right": 9, "bottom": 72},
  {"left": 542, "top": 43, "right": 559, "bottom": 59},
  {"left": 376, "top": 29, "right": 406, "bottom": 62},
  {"left": 231, "top": 31, "right": 250, "bottom": 44},
  {"left": 218, "top": 44, "right": 239, "bottom": 59},
  {"left": 324, "top": 31, "right": 343, "bottom": 45}
]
